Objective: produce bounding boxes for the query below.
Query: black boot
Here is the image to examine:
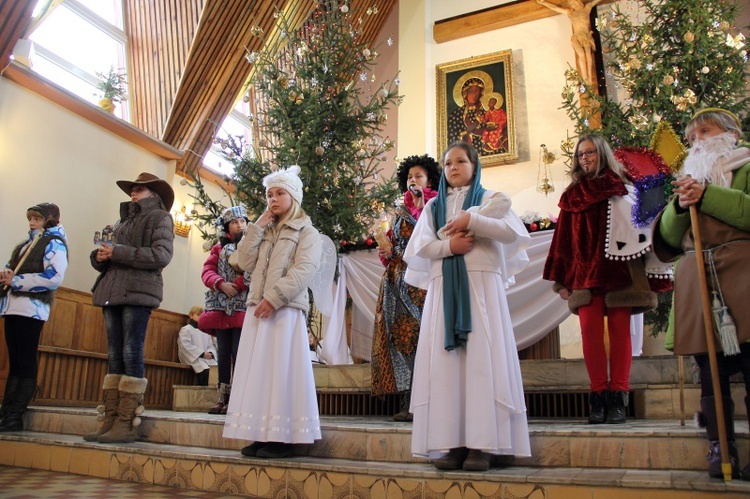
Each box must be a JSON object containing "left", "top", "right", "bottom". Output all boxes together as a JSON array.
[
  {"left": 700, "top": 396, "right": 740, "bottom": 479},
  {"left": 741, "top": 396, "right": 750, "bottom": 481},
  {"left": 393, "top": 391, "right": 413, "bottom": 422},
  {"left": 606, "top": 390, "right": 628, "bottom": 424},
  {"left": 0, "top": 377, "right": 20, "bottom": 425},
  {"left": 588, "top": 391, "right": 606, "bottom": 424},
  {"left": 0, "top": 378, "right": 37, "bottom": 432}
]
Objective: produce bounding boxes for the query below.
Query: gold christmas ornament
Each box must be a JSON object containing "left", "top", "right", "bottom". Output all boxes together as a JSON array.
[{"left": 684, "top": 32, "right": 695, "bottom": 43}]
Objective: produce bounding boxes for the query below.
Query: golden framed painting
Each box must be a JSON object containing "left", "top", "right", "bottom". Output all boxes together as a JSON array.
[{"left": 436, "top": 50, "right": 517, "bottom": 166}]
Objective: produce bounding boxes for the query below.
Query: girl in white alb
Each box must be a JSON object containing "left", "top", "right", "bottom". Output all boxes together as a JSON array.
[
  {"left": 404, "top": 141, "right": 532, "bottom": 471},
  {"left": 222, "top": 165, "right": 322, "bottom": 459}
]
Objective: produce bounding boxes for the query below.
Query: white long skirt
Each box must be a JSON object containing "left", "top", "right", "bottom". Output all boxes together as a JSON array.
[
  {"left": 222, "top": 306, "right": 321, "bottom": 444},
  {"left": 410, "top": 271, "right": 531, "bottom": 459}
]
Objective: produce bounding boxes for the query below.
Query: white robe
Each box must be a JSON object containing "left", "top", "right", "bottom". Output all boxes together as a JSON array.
[
  {"left": 404, "top": 188, "right": 532, "bottom": 459},
  {"left": 177, "top": 324, "right": 218, "bottom": 374},
  {"left": 222, "top": 307, "right": 321, "bottom": 444}
]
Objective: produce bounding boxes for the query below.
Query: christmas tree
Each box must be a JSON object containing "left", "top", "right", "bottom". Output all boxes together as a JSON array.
[
  {"left": 559, "top": 0, "right": 749, "bottom": 334},
  {"left": 188, "top": 1, "right": 401, "bottom": 252},
  {"left": 560, "top": 0, "right": 749, "bottom": 154}
]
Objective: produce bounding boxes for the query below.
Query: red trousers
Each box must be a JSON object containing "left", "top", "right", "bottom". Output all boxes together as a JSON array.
[{"left": 578, "top": 295, "right": 632, "bottom": 392}]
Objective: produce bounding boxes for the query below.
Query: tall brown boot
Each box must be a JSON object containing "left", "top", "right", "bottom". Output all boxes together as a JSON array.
[
  {"left": 208, "top": 383, "right": 230, "bottom": 415},
  {"left": 83, "top": 374, "right": 122, "bottom": 442},
  {"left": 97, "top": 376, "right": 147, "bottom": 443}
]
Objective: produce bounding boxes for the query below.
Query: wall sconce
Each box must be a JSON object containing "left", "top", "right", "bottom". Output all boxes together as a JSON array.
[
  {"left": 173, "top": 205, "right": 193, "bottom": 237},
  {"left": 537, "top": 144, "right": 556, "bottom": 197}
]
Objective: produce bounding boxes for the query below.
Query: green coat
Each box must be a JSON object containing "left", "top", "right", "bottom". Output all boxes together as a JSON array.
[{"left": 653, "top": 160, "right": 750, "bottom": 353}]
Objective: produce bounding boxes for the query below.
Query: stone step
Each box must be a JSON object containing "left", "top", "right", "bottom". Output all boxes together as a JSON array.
[
  {"left": 20, "top": 406, "right": 750, "bottom": 472},
  {"left": 1, "top": 430, "right": 749, "bottom": 497},
  {"left": 175, "top": 357, "right": 749, "bottom": 419}
]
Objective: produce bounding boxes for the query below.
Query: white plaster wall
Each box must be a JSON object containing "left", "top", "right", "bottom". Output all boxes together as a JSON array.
[
  {"left": 400, "top": 0, "right": 576, "bottom": 215},
  {"left": 0, "top": 78, "right": 214, "bottom": 315}
]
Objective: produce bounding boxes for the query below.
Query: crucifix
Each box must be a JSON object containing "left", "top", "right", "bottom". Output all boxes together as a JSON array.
[{"left": 536, "top": 0, "right": 605, "bottom": 90}]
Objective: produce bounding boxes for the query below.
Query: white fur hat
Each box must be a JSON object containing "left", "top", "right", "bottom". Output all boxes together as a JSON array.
[{"left": 263, "top": 164, "right": 304, "bottom": 205}]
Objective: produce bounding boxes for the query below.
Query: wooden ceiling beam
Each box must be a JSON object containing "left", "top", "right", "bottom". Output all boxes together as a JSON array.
[
  {"left": 162, "top": 0, "right": 397, "bottom": 175},
  {"left": 433, "top": 1, "right": 556, "bottom": 44},
  {"left": 433, "top": 0, "right": 616, "bottom": 44},
  {"left": 0, "top": 0, "right": 35, "bottom": 72}
]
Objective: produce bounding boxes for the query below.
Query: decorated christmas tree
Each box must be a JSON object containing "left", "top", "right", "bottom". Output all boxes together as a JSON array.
[
  {"left": 560, "top": 0, "right": 749, "bottom": 154},
  {"left": 559, "top": 0, "right": 749, "bottom": 334},
  {"left": 188, "top": 1, "right": 401, "bottom": 252}
]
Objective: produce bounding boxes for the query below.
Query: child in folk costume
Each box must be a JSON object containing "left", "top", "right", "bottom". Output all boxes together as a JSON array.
[
  {"left": 223, "top": 165, "right": 322, "bottom": 459},
  {"left": 198, "top": 206, "right": 250, "bottom": 414},
  {"left": 0, "top": 203, "right": 68, "bottom": 432},
  {"left": 404, "top": 141, "right": 531, "bottom": 471},
  {"left": 544, "top": 135, "right": 659, "bottom": 425},
  {"left": 653, "top": 108, "right": 750, "bottom": 480},
  {"left": 178, "top": 306, "right": 217, "bottom": 386},
  {"left": 371, "top": 154, "right": 441, "bottom": 422}
]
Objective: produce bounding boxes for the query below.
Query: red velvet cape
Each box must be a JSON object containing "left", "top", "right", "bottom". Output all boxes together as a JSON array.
[{"left": 543, "top": 168, "right": 632, "bottom": 292}]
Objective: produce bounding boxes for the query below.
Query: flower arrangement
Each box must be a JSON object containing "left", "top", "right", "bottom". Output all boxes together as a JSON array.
[
  {"left": 95, "top": 67, "right": 127, "bottom": 104},
  {"left": 520, "top": 211, "right": 557, "bottom": 233}
]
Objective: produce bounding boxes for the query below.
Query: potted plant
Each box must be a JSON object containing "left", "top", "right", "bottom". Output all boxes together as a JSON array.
[{"left": 95, "top": 67, "right": 127, "bottom": 113}]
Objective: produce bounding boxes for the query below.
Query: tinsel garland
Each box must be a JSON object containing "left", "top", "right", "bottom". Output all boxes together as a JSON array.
[{"left": 614, "top": 146, "right": 674, "bottom": 228}]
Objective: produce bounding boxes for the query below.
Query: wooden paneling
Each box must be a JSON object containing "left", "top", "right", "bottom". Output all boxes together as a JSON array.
[
  {"left": 163, "top": 0, "right": 289, "bottom": 175},
  {"left": 0, "top": 0, "right": 35, "bottom": 72},
  {"left": 0, "top": 287, "right": 191, "bottom": 409},
  {"left": 124, "top": 0, "right": 205, "bottom": 139}
]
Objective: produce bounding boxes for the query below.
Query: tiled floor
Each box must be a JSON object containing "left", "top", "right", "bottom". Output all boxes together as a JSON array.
[{"left": 0, "top": 465, "right": 238, "bottom": 498}]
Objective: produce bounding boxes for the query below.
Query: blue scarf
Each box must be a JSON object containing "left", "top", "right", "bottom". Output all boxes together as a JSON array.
[{"left": 431, "top": 158, "right": 486, "bottom": 350}]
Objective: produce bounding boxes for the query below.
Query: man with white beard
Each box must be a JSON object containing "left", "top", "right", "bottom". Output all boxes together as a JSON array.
[{"left": 653, "top": 108, "right": 750, "bottom": 481}]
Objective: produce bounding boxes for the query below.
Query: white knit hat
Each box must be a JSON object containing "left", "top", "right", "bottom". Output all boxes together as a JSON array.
[{"left": 263, "top": 165, "right": 304, "bottom": 205}]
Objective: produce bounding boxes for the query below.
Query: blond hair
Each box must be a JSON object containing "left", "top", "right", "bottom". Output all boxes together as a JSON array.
[
  {"left": 188, "top": 306, "right": 203, "bottom": 317},
  {"left": 271, "top": 198, "right": 306, "bottom": 229}
]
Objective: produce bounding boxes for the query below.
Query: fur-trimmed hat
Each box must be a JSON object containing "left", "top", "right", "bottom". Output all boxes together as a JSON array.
[
  {"left": 263, "top": 165, "right": 304, "bottom": 205},
  {"left": 27, "top": 202, "right": 60, "bottom": 228},
  {"left": 116, "top": 172, "right": 175, "bottom": 211}
]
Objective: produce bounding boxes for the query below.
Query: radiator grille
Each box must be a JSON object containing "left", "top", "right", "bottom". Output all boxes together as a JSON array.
[{"left": 317, "top": 391, "right": 636, "bottom": 419}]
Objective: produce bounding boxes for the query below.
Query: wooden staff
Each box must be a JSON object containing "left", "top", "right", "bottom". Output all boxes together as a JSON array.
[
  {"left": 1, "top": 232, "right": 43, "bottom": 292},
  {"left": 689, "top": 204, "right": 732, "bottom": 481},
  {"left": 678, "top": 354, "right": 685, "bottom": 426}
]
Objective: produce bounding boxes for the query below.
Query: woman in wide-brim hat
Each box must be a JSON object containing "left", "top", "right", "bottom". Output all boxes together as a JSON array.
[
  {"left": 85, "top": 171, "right": 175, "bottom": 444},
  {"left": 115, "top": 171, "right": 175, "bottom": 211}
]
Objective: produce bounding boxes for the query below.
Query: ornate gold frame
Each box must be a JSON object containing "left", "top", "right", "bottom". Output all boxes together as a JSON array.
[{"left": 436, "top": 50, "right": 517, "bottom": 166}]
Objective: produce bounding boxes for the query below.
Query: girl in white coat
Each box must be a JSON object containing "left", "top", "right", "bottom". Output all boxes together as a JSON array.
[
  {"left": 223, "top": 165, "right": 322, "bottom": 459},
  {"left": 404, "top": 142, "right": 532, "bottom": 471}
]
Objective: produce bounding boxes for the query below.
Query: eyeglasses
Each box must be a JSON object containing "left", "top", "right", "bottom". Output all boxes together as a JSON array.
[{"left": 576, "top": 149, "right": 598, "bottom": 159}]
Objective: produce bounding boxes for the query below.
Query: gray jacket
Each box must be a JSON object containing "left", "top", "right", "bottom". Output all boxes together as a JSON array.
[
  {"left": 236, "top": 215, "right": 321, "bottom": 313},
  {"left": 91, "top": 197, "right": 174, "bottom": 308}
]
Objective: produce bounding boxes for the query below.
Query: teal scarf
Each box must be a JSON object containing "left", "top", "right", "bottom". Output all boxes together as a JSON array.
[{"left": 431, "top": 158, "right": 486, "bottom": 350}]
